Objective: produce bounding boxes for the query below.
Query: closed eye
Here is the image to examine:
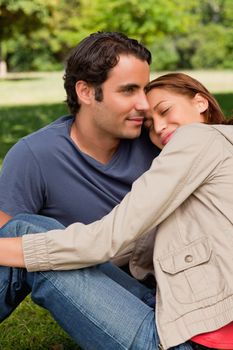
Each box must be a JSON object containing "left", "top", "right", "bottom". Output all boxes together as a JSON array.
[{"left": 161, "top": 107, "right": 170, "bottom": 115}]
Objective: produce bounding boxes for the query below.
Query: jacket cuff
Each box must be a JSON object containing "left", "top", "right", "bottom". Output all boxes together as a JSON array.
[{"left": 22, "top": 233, "right": 52, "bottom": 272}]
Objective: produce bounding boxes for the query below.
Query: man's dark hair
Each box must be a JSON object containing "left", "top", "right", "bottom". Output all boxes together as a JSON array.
[{"left": 63, "top": 32, "right": 151, "bottom": 115}]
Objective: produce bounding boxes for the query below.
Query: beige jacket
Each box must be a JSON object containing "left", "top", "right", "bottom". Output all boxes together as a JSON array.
[{"left": 23, "top": 123, "right": 233, "bottom": 349}]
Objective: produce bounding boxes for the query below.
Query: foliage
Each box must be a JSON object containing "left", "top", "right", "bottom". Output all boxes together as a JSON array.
[
  {"left": 173, "top": 0, "right": 233, "bottom": 69},
  {"left": 0, "top": 1, "right": 56, "bottom": 54},
  {"left": 149, "top": 37, "right": 180, "bottom": 71},
  {"left": 1, "top": 0, "right": 233, "bottom": 71},
  {"left": 0, "top": 0, "right": 79, "bottom": 71},
  {"left": 190, "top": 25, "right": 233, "bottom": 69},
  {"left": 73, "top": 0, "right": 194, "bottom": 44}
]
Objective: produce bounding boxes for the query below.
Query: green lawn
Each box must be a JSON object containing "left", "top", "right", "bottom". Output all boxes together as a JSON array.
[
  {"left": 0, "top": 297, "right": 80, "bottom": 350},
  {"left": 0, "top": 72, "right": 232, "bottom": 349},
  {"left": 0, "top": 72, "right": 65, "bottom": 106}
]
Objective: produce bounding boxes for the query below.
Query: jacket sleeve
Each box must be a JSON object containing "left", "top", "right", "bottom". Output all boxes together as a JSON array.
[{"left": 22, "top": 124, "right": 223, "bottom": 271}]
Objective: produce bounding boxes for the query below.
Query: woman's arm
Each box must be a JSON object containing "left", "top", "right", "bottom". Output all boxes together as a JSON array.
[
  {"left": 0, "top": 237, "right": 25, "bottom": 267},
  {"left": 0, "top": 124, "right": 221, "bottom": 272}
]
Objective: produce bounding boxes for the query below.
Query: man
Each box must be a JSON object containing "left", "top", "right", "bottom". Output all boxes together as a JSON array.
[
  {"left": 0, "top": 32, "right": 192, "bottom": 349},
  {"left": 0, "top": 32, "right": 158, "bottom": 231}
]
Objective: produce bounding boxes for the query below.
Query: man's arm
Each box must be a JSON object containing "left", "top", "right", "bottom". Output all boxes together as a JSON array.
[{"left": 0, "top": 210, "right": 12, "bottom": 228}]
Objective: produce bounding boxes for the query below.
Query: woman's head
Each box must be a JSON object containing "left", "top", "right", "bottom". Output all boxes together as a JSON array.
[{"left": 144, "top": 73, "right": 225, "bottom": 148}]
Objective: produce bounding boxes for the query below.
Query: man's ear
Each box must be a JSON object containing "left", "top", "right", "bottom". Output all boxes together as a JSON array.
[
  {"left": 194, "top": 93, "right": 209, "bottom": 113},
  {"left": 75, "top": 81, "right": 94, "bottom": 105}
]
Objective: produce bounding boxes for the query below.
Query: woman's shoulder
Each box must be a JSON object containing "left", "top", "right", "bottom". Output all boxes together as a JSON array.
[
  {"left": 175, "top": 122, "right": 217, "bottom": 136},
  {"left": 175, "top": 123, "right": 233, "bottom": 148},
  {"left": 165, "top": 123, "right": 218, "bottom": 152}
]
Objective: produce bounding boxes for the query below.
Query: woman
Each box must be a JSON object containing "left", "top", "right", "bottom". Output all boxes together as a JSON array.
[{"left": 1, "top": 73, "right": 233, "bottom": 349}]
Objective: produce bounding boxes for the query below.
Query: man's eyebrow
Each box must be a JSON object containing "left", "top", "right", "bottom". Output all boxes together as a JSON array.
[{"left": 117, "top": 83, "right": 140, "bottom": 91}]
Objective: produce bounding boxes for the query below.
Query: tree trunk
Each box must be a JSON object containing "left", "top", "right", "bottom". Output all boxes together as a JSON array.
[
  {"left": 0, "top": 41, "right": 7, "bottom": 78},
  {"left": 0, "top": 59, "right": 7, "bottom": 78}
]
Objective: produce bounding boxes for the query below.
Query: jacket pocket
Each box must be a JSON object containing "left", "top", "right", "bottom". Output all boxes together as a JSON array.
[{"left": 159, "top": 238, "right": 224, "bottom": 303}]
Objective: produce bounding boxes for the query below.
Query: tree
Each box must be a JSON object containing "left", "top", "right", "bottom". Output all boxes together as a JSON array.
[
  {"left": 0, "top": 0, "right": 59, "bottom": 74},
  {"left": 174, "top": 0, "right": 233, "bottom": 69},
  {"left": 1, "top": 0, "right": 232, "bottom": 72},
  {"left": 72, "top": 0, "right": 194, "bottom": 45}
]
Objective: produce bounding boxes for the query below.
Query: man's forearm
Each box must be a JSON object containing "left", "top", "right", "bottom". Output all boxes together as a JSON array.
[
  {"left": 0, "top": 237, "right": 25, "bottom": 267},
  {"left": 0, "top": 210, "right": 12, "bottom": 228}
]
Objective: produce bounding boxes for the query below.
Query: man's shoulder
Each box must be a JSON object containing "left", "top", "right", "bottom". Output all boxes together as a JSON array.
[
  {"left": 25, "top": 115, "right": 74, "bottom": 142},
  {"left": 10, "top": 115, "right": 74, "bottom": 159}
]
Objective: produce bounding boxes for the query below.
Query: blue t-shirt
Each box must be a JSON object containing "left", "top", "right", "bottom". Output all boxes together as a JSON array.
[{"left": 0, "top": 115, "right": 159, "bottom": 226}]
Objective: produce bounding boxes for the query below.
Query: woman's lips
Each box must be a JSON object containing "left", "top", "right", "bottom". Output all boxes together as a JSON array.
[{"left": 161, "top": 131, "right": 174, "bottom": 145}]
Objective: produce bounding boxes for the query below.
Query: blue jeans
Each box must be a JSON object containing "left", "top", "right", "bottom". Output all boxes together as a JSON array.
[{"left": 0, "top": 214, "right": 193, "bottom": 350}]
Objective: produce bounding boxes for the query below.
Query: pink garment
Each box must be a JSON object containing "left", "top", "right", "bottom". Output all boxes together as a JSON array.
[{"left": 191, "top": 322, "right": 233, "bottom": 349}]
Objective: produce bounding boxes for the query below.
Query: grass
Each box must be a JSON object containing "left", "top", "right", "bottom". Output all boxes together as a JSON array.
[
  {"left": 0, "top": 72, "right": 65, "bottom": 106},
  {"left": 0, "top": 297, "right": 80, "bottom": 350},
  {"left": 0, "top": 72, "right": 232, "bottom": 349}
]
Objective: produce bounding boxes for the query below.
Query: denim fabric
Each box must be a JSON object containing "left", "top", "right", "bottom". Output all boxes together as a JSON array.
[{"left": 0, "top": 214, "right": 193, "bottom": 350}]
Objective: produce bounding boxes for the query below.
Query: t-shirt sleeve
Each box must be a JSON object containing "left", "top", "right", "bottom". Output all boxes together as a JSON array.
[{"left": 0, "top": 139, "right": 45, "bottom": 216}]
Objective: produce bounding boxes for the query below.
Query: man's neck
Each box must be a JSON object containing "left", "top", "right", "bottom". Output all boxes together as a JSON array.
[{"left": 70, "top": 115, "right": 120, "bottom": 165}]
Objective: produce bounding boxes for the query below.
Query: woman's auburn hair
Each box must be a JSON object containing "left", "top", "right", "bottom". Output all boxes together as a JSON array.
[{"left": 145, "top": 73, "right": 230, "bottom": 124}]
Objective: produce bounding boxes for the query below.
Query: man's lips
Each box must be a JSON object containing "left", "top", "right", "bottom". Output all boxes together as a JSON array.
[
  {"left": 161, "top": 131, "right": 174, "bottom": 145},
  {"left": 127, "top": 117, "right": 144, "bottom": 125}
]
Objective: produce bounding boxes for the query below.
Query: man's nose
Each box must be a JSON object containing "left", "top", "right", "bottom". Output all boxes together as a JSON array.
[{"left": 135, "top": 93, "right": 150, "bottom": 111}]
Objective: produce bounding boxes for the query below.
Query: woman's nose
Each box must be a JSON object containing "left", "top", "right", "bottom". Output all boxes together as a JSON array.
[{"left": 154, "top": 118, "right": 167, "bottom": 134}]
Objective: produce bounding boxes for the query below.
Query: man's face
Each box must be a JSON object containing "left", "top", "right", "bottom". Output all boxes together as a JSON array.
[{"left": 91, "top": 55, "right": 150, "bottom": 140}]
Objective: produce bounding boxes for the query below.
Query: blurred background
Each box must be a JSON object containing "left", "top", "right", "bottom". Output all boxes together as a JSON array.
[{"left": 1, "top": 0, "right": 233, "bottom": 74}]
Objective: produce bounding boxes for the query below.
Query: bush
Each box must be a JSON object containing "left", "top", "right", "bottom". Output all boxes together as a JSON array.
[
  {"left": 149, "top": 37, "right": 180, "bottom": 71},
  {"left": 175, "top": 24, "right": 233, "bottom": 70}
]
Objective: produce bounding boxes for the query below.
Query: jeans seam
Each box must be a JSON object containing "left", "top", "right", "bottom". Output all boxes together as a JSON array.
[
  {"left": 130, "top": 311, "right": 155, "bottom": 350},
  {"left": 39, "top": 271, "right": 129, "bottom": 350}
]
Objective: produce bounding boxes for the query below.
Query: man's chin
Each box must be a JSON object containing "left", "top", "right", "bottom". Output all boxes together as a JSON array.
[{"left": 121, "top": 131, "right": 142, "bottom": 140}]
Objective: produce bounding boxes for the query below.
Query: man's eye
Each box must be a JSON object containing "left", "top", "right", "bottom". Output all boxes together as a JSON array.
[{"left": 123, "top": 87, "right": 136, "bottom": 94}]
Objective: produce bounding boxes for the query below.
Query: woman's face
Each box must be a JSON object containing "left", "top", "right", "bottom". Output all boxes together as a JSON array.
[{"left": 145, "top": 88, "right": 207, "bottom": 149}]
